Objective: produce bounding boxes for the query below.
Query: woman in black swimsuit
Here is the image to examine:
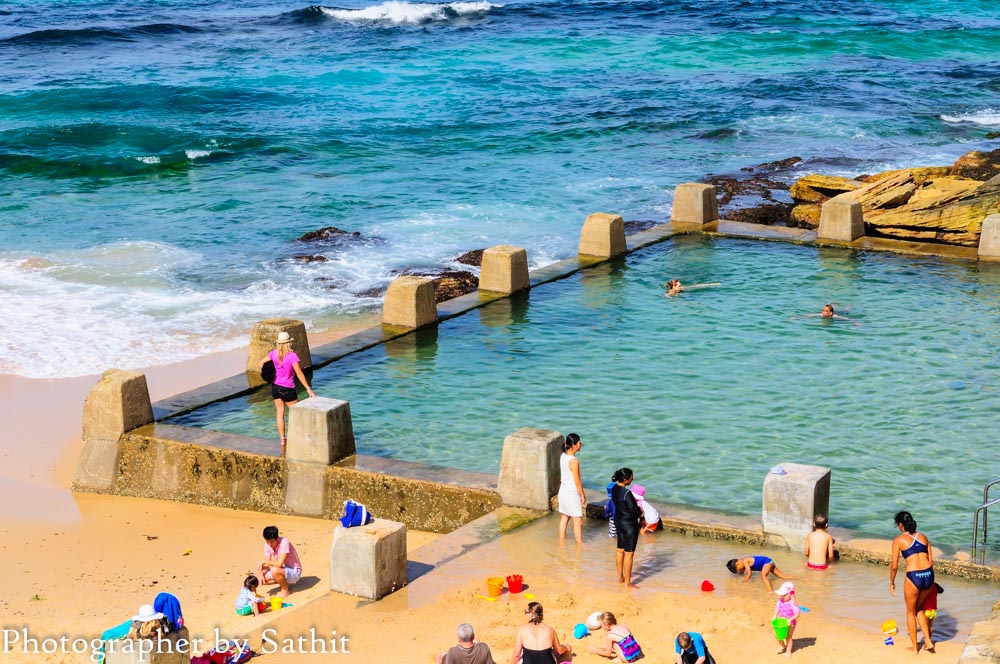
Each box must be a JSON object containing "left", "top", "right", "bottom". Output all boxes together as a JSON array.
[
  {"left": 611, "top": 467, "right": 642, "bottom": 590},
  {"left": 510, "top": 602, "right": 570, "bottom": 664},
  {"left": 890, "top": 510, "right": 935, "bottom": 653}
]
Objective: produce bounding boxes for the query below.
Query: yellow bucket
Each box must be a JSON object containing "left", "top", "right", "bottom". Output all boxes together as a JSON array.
[
  {"left": 486, "top": 577, "right": 504, "bottom": 597},
  {"left": 270, "top": 597, "right": 283, "bottom": 611},
  {"left": 881, "top": 619, "right": 897, "bottom": 635}
]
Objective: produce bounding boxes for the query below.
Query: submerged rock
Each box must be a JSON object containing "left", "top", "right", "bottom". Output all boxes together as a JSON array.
[
  {"left": 291, "top": 254, "right": 329, "bottom": 263},
  {"left": 623, "top": 220, "right": 660, "bottom": 234},
  {"left": 297, "top": 226, "right": 363, "bottom": 242}
]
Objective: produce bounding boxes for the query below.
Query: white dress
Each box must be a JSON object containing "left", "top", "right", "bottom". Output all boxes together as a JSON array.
[{"left": 557, "top": 452, "right": 583, "bottom": 517}]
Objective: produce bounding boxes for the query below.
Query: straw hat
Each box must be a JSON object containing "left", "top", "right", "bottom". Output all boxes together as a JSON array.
[
  {"left": 131, "top": 604, "right": 164, "bottom": 622},
  {"left": 275, "top": 331, "right": 293, "bottom": 345}
]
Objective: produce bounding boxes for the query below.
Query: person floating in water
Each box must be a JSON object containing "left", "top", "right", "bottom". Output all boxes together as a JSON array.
[
  {"left": 665, "top": 279, "right": 721, "bottom": 297},
  {"left": 793, "top": 304, "right": 859, "bottom": 326}
]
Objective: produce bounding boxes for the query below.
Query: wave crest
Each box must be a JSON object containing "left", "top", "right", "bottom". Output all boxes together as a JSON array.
[
  {"left": 940, "top": 109, "right": 1000, "bottom": 126},
  {"left": 321, "top": 1, "right": 497, "bottom": 25}
]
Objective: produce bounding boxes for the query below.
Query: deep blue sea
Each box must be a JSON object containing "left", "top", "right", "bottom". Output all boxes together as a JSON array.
[{"left": 2, "top": 0, "right": 1000, "bottom": 377}]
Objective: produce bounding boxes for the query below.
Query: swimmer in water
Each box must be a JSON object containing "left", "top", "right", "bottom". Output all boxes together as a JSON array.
[
  {"left": 665, "top": 279, "right": 721, "bottom": 297},
  {"left": 793, "top": 304, "right": 860, "bottom": 326}
]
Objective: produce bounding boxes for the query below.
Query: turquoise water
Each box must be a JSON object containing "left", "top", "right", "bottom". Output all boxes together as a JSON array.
[
  {"left": 4, "top": 1, "right": 1000, "bottom": 376},
  {"left": 174, "top": 236, "right": 1000, "bottom": 546}
]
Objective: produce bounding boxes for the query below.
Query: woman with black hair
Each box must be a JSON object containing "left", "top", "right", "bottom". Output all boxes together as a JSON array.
[
  {"left": 611, "top": 467, "right": 642, "bottom": 589},
  {"left": 890, "top": 510, "right": 935, "bottom": 653},
  {"left": 557, "top": 432, "right": 586, "bottom": 545}
]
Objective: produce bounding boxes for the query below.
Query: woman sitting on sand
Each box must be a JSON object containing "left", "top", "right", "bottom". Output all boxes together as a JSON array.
[{"left": 510, "top": 602, "right": 571, "bottom": 664}]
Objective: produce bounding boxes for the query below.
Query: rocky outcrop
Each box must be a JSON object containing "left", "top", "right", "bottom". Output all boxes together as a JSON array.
[
  {"left": 358, "top": 269, "right": 479, "bottom": 303},
  {"left": 455, "top": 249, "right": 485, "bottom": 267},
  {"left": 297, "top": 226, "right": 363, "bottom": 243},
  {"left": 789, "top": 151, "right": 1000, "bottom": 245}
]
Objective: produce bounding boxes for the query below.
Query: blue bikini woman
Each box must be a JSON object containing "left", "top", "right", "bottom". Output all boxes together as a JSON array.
[{"left": 890, "top": 510, "right": 936, "bottom": 653}]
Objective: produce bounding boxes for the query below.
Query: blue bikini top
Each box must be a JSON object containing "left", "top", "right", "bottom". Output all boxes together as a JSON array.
[{"left": 901, "top": 533, "right": 928, "bottom": 558}]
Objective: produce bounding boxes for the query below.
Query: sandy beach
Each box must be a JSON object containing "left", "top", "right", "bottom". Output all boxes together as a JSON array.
[{"left": 0, "top": 320, "right": 994, "bottom": 664}]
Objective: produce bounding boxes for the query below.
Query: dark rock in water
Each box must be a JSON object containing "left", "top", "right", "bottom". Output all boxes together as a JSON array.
[
  {"left": 455, "top": 249, "right": 485, "bottom": 267},
  {"left": 297, "top": 226, "right": 363, "bottom": 243},
  {"left": 394, "top": 267, "right": 480, "bottom": 302},
  {"left": 740, "top": 156, "right": 803, "bottom": 173},
  {"left": 726, "top": 203, "right": 794, "bottom": 227},
  {"left": 356, "top": 285, "right": 387, "bottom": 299},
  {"left": 291, "top": 254, "right": 329, "bottom": 263},
  {"left": 432, "top": 270, "right": 478, "bottom": 302},
  {"left": 696, "top": 127, "right": 741, "bottom": 140},
  {"left": 623, "top": 220, "right": 660, "bottom": 234},
  {"left": 706, "top": 173, "right": 789, "bottom": 207}
]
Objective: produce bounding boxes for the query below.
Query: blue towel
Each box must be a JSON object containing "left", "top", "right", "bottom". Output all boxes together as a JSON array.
[{"left": 153, "top": 592, "right": 184, "bottom": 630}]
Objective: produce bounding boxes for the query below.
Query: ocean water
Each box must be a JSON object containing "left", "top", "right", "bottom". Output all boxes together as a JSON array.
[
  {"left": 174, "top": 237, "right": 1000, "bottom": 546},
  {"left": 2, "top": 0, "right": 1000, "bottom": 377}
]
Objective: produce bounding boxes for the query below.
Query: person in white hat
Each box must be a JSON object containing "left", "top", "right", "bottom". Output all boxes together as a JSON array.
[
  {"left": 126, "top": 604, "right": 166, "bottom": 639},
  {"left": 771, "top": 581, "right": 800, "bottom": 657},
  {"left": 258, "top": 330, "right": 315, "bottom": 449}
]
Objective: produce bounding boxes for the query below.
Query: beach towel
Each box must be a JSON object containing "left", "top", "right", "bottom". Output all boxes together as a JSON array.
[
  {"left": 153, "top": 592, "right": 184, "bottom": 630},
  {"left": 340, "top": 499, "right": 374, "bottom": 528}
]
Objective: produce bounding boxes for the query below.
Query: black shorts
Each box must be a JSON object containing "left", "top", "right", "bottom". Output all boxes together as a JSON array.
[
  {"left": 271, "top": 384, "right": 298, "bottom": 402},
  {"left": 615, "top": 520, "right": 640, "bottom": 553}
]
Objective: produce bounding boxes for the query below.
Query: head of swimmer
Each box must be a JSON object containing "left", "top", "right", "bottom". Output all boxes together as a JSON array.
[{"left": 822, "top": 304, "right": 835, "bottom": 318}]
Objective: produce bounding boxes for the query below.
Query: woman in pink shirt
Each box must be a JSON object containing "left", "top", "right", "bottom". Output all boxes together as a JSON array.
[{"left": 258, "top": 331, "right": 314, "bottom": 449}]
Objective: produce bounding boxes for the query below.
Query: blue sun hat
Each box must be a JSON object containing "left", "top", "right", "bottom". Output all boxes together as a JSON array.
[{"left": 574, "top": 623, "right": 589, "bottom": 639}]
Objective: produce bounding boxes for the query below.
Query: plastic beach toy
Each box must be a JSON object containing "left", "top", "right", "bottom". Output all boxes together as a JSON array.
[
  {"left": 881, "top": 619, "right": 897, "bottom": 635},
  {"left": 506, "top": 574, "right": 524, "bottom": 593},
  {"left": 486, "top": 577, "right": 504, "bottom": 597},
  {"left": 586, "top": 612, "right": 603, "bottom": 630},
  {"left": 270, "top": 597, "right": 283, "bottom": 611},
  {"left": 772, "top": 618, "right": 789, "bottom": 640},
  {"left": 573, "top": 624, "right": 589, "bottom": 639},
  {"left": 524, "top": 593, "right": 535, "bottom": 600},
  {"left": 701, "top": 579, "right": 714, "bottom": 592},
  {"left": 884, "top": 637, "right": 894, "bottom": 646}
]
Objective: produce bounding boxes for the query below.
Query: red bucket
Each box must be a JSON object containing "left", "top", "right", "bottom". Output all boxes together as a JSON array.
[{"left": 506, "top": 574, "right": 524, "bottom": 593}]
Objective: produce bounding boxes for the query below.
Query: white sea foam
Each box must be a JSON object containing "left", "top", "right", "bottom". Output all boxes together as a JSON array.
[
  {"left": 321, "top": 1, "right": 496, "bottom": 25},
  {"left": 940, "top": 109, "right": 1000, "bottom": 126},
  {"left": 136, "top": 155, "right": 161, "bottom": 164},
  {"left": 185, "top": 149, "right": 212, "bottom": 159}
]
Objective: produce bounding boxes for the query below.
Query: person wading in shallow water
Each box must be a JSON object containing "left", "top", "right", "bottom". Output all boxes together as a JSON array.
[
  {"left": 557, "top": 432, "right": 586, "bottom": 545},
  {"left": 611, "top": 467, "right": 642, "bottom": 590},
  {"left": 258, "top": 331, "right": 314, "bottom": 450},
  {"left": 890, "top": 510, "right": 936, "bottom": 654}
]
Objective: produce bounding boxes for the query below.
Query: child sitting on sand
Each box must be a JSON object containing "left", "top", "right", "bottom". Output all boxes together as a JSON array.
[
  {"left": 235, "top": 575, "right": 267, "bottom": 616},
  {"left": 726, "top": 555, "right": 793, "bottom": 592},
  {"left": 803, "top": 514, "right": 836, "bottom": 569},
  {"left": 629, "top": 484, "right": 662, "bottom": 533},
  {"left": 588, "top": 612, "right": 643, "bottom": 663},
  {"left": 772, "top": 581, "right": 801, "bottom": 657}
]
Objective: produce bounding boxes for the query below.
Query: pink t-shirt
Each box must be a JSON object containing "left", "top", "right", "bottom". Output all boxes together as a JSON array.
[
  {"left": 776, "top": 598, "right": 799, "bottom": 623},
  {"left": 268, "top": 350, "right": 300, "bottom": 389},
  {"left": 264, "top": 537, "right": 302, "bottom": 571}
]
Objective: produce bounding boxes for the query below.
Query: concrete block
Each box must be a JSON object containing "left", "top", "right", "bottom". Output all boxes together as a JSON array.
[
  {"left": 762, "top": 463, "right": 831, "bottom": 551},
  {"left": 329, "top": 518, "right": 407, "bottom": 599},
  {"left": 285, "top": 460, "right": 329, "bottom": 517},
  {"left": 82, "top": 370, "right": 154, "bottom": 442},
  {"left": 479, "top": 245, "right": 530, "bottom": 294},
  {"left": 103, "top": 627, "right": 191, "bottom": 664},
  {"left": 818, "top": 195, "right": 864, "bottom": 241},
  {"left": 247, "top": 318, "right": 311, "bottom": 374},
  {"left": 978, "top": 214, "right": 1000, "bottom": 261},
  {"left": 578, "top": 213, "right": 626, "bottom": 259},
  {"left": 286, "top": 397, "right": 356, "bottom": 465},
  {"left": 382, "top": 276, "right": 437, "bottom": 329},
  {"left": 497, "top": 428, "right": 563, "bottom": 511},
  {"left": 74, "top": 370, "right": 154, "bottom": 492},
  {"left": 671, "top": 183, "right": 719, "bottom": 224}
]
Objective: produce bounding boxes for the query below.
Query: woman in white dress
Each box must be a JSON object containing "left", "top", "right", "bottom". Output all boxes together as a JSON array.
[{"left": 557, "top": 433, "right": 586, "bottom": 544}]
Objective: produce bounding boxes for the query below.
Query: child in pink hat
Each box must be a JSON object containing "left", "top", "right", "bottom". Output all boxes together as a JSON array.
[
  {"left": 629, "top": 484, "right": 661, "bottom": 533},
  {"left": 772, "top": 581, "right": 801, "bottom": 657}
]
